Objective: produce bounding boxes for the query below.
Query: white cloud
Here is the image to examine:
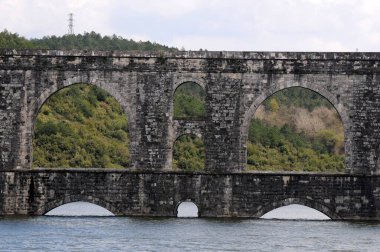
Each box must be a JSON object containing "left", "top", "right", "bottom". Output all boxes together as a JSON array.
[
  {"left": 112, "top": 0, "right": 204, "bottom": 18},
  {"left": 298, "top": 37, "right": 349, "bottom": 52},
  {"left": 171, "top": 35, "right": 251, "bottom": 51},
  {"left": 0, "top": 0, "right": 379, "bottom": 51}
]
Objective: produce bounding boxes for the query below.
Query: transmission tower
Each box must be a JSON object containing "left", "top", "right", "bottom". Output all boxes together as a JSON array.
[{"left": 68, "top": 13, "right": 74, "bottom": 35}]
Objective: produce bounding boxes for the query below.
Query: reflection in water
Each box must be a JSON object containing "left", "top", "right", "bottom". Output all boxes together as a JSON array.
[
  {"left": 177, "top": 202, "right": 198, "bottom": 217},
  {"left": 45, "top": 202, "right": 114, "bottom": 216},
  {"left": 260, "top": 204, "right": 330, "bottom": 220},
  {"left": 3, "top": 203, "right": 380, "bottom": 251}
]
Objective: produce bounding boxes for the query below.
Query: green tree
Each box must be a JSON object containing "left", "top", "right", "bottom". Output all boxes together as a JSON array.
[
  {"left": 33, "top": 84, "right": 130, "bottom": 168},
  {"left": 248, "top": 87, "right": 345, "bottom": 173},
  {"left": 268, "top": 98, "right": 279, "bottom": 112},
  {"left": 173, "top": 134, "right": 205, "bottom": 171},
  {"left": 173, "top": 82, "right": 205, "bottom": 119},
  {"left": 0, "top": 30, "right": 35, "bottom": 49}
]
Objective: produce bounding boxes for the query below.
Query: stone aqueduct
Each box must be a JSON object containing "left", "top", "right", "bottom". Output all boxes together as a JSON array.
[{"left": 1, "top": 50, "right": 380, "bottom": 219}]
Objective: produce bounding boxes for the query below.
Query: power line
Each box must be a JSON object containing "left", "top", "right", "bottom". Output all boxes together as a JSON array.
[{"left": 68, "top": 13, "right": 74, "bottom": 35}]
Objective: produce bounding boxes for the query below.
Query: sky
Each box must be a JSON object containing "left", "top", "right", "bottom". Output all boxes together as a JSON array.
[{"left": 0, "top": 0, "right": 379, "bottom": 51}]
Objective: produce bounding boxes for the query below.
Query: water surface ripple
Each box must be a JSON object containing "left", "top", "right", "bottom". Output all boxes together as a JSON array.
[{"left": 1, "top": 217, "right": 380, "bottom": 251}]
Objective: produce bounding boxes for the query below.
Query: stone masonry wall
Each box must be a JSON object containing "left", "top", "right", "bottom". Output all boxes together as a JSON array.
[
  {"left": 0, "top": 170, "right": 379, "bottom": 220},
  {"left": 1, "top": 50, "right": 380, "bottom": 174}
]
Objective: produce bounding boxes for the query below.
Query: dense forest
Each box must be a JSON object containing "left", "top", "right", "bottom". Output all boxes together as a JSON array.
[
  {"left": 1, "top": 30, "right": 344, "bottom": 172},
  {"left": 0, "top": 30, "right": 176, "bottom": 51}
]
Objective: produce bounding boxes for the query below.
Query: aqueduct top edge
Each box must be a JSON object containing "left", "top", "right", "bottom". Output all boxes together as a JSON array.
[{"left": 1, "top": 49, "right": 380, "bottom": 60}]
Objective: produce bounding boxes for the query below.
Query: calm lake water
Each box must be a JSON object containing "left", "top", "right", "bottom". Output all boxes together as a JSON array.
[{"left": 1, "top": 203, "right": 380, "bottom": 251}]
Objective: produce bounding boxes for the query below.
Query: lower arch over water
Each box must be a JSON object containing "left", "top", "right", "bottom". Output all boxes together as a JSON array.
[
  {"left": 257, "top": 198, "right": 340, "bottom": 220},
  {"left": 176, "top": 200, "right": 199, "bottom": 218},
  {"left": 44, "top": 195, "right": 118, "bottom": 216},
  {"left": 261, "top": 204, "right": 330, "bottom": 220},
  {"left": 45, "top": 201, "right": 115, "bottom": 216}
]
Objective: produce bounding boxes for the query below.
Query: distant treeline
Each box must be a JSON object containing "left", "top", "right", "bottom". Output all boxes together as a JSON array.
[{"left": 0, "top": 29, "right": 177, "bottom": 51}]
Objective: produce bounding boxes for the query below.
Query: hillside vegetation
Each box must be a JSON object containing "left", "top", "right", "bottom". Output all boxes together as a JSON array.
[
  {"left": 173, "top": 134, "right": 205, "bottom": 171},
  {"left": 247, "top": 88, "right": 344, "bottom": 172},
  {"left": 33, "top": 85, "right": 129, "bottom": 168},
  {"left": 173, "top": 82, "right": 205, "bottom": 120}
]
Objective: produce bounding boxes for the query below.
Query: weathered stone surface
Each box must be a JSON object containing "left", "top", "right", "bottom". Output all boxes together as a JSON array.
[
  {"left": 1, "top": 50, "right": 380, "bottom": 173},
  {"left": 1, "top": 50, "right": 380, "bottom": 219},
  {"left": 0, "top": 169, "right": 378, "bottom": 220}
]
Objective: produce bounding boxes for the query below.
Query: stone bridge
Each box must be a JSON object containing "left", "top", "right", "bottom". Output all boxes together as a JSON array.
[{"left": 1, "top": 50, "right": 380, "bottom": 219}]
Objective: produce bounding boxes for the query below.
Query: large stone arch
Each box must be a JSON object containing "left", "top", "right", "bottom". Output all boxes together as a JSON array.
[
  {"left": 30, "top": 76, "right": 133, "bottom": 124},
  {"left": 43, "top": 194, "right": 120, "bottom": 216},
  {"left": 256, "top": 197, "right": 341, "bottom": 220},
  {"left": 241, "top": 77, "right": 349, "bottom": 171},
  {"left": 21, "top": 74, "right": 135, "bottom": 169}
]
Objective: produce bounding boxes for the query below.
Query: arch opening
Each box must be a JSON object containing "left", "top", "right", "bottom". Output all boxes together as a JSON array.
[
  {"left": 176, "top": 201, "right": 199, "bottom": 218},
  {"left": 32, "top": 83, "right": 130, "bottom": 168},
  {"left": 173, "top": 134, "right": 205, "bottom": 171},
  {"left": 246, "top": 86, "right": 345, "bottom": 172},
  {"left": 173, "top": 82, "right": 205, "bottom": 120},
  {"left": 45, "top": 201, "right": 115, "bottom": 216},
  {"left": 260, "top": 204, "right": 331, "bottom": 220}
]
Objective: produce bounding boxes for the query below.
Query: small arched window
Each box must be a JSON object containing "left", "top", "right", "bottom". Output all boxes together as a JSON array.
[{"left": 173, "top": 82, "right": 205, "bottom": 120}]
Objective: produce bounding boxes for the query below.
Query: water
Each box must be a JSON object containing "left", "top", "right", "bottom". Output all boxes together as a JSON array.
[
  {"left": 1, "top": 216, "right": 380, "bottom": 251},
  {"left": 2, "top": 203, "right": 380, "bottom": 251}
]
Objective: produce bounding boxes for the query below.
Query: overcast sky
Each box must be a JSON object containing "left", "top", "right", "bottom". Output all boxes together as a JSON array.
[{"left": 1, "top": 0, "right": 379, "bottom": 51}]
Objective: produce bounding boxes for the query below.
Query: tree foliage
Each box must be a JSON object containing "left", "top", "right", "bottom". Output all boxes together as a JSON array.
[
  {"left": 0, "top": 30, "right": 177, "bottom": 51},
  {"left": 0, "top": 30, "right": 36, "bottom": 49},
  {"left": 173, "top": 134, "right": 205, "bottom": 171},
  {"left": 263, "top": 87, "right": 333, "bottom": 112},
  {"left": 247, "top": 119, "right": 344, "bottom": 172},
  {"left": 173, "top": 82, "right": 205, "bottom": 120},
  {"left": 33, "top": 85, "right": 129, "bottom": 168},
  {"left": 248, "top": 87, "right": 345, "bottom": 172}
]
